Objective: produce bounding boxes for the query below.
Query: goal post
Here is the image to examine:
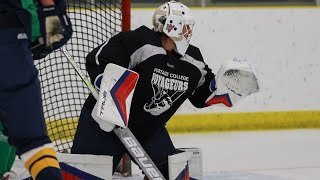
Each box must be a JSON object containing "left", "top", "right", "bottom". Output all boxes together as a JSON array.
[
  {"left": 35, "top": 0, "right": 131, "bottom": 175},
  {"left": 122, "top": 0, "right": 131, "bottom": 32}
]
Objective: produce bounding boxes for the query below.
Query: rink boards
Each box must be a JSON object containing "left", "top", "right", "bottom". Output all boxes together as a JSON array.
[{"left": 46, "top": 110, "right": 320, "bottom": 141}]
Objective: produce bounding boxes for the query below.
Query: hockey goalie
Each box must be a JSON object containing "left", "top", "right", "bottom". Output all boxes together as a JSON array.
[
  {"left": 69, "top": 1, "right": 259, "bottom": 180},
  {"left": 2, "top": 0, "right": 260, "bottom": 179}
]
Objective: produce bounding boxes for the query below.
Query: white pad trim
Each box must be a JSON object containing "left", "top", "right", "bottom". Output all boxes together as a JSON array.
[
  {"left": 169, "top": 148, "right": 203, "bottom": 180},
  {"left": 58, "top": 153, "right": 113, "bottom": 179},
  {"left": 179, "top": 148, "right": 203, "bottom": 180},
  {"left": 169, "top": 152, "right": 191, "bottom": 180},
  {"left": 92, "top": 103, "right": 115, "bottom": 132},
  {"left": 12, "top": 153, "right": 113, "bottom": 180}
]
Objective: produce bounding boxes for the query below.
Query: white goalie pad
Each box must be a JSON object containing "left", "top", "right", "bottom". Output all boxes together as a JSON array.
[
  {"left": 206, "top": 58, "right": 259, "bottom": 107},
  {"left": 94, "top": 63, "right": 139, "bottom": 130},
  {"left": 58, "top": 153, "right": 113, "bottom": 179},
  {"left": 179, "top": 148, "right": 203, "bottom": 180},
  {"left": 169, "top": 151, "right": 191, "bottom": 180},
  {"left": 169, "top": 148, "right": 203, "bottom": 180},
  {"left": 11, "top": 153, "right": 113, "bottom": 179}
]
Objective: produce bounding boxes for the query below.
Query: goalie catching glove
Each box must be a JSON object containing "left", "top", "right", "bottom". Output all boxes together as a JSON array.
[
  {"left": 91, "top": 64, "right": 139, "bottom": 132},
  {"left": 206, "top": 58, "right": 259, "bottom": 107}
]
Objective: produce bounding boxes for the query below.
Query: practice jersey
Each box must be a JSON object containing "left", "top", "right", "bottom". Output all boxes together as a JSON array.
[{"left": 85, "top": 26, "right": 216, "bottom": 140}]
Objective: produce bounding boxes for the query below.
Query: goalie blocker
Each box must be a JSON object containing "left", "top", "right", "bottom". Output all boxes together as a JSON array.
[{"left": 91, "top": 63, "right": 139, "bottom": 132}]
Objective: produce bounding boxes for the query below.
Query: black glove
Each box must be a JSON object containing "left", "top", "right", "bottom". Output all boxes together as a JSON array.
[
  {"left": 31, "top": 38, "right": 53, "bottom": 60},
  {"left": 37, "top": 0, "right": 73, "bottom": 51}
]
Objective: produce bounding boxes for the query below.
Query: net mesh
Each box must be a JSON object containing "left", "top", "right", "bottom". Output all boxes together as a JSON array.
[{"left": 35, "top": 0, "right": 123, "bottom": 153}]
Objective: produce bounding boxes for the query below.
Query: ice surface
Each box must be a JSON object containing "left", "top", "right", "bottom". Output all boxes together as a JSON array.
[
  {"left": 11, "top": 130, "right": 320, "bottom": 180},
  {"left": 116, "top": 130, "right": 320, "bottom": 180}
]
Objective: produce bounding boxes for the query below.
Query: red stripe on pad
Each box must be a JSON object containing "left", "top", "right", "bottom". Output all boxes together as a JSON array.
[
  {"left": 62, "top": 171, "right": 81, "bottom": 180},
  {"left": 114, "top": 72, "right": 138, "bottom": 125}
]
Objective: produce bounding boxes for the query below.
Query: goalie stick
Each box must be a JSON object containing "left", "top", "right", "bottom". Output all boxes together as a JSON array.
[{"left": 60, "top": 47, "right": 165, "bottom": 180}]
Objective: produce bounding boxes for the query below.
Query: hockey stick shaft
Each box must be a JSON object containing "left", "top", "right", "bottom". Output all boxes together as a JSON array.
[
  {"left": 60, "top": 47, "right": 165, "bottom": 180},
  {"left": 60, "top": 47, "right": 98, "bottom": 98}
]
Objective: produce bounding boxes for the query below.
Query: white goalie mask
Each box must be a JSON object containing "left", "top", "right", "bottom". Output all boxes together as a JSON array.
[{"left": 153, "top": 1, "right": 195, "bottom": 56}]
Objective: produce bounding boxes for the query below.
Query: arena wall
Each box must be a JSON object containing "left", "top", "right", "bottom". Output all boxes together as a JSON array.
[{"left": 130, "top": 7, "right": 320, "bottom": 131}]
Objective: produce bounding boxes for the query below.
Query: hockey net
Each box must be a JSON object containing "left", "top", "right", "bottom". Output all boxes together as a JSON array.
[{"left": 35, "top": 0, "right": 131, "bottom": 174}]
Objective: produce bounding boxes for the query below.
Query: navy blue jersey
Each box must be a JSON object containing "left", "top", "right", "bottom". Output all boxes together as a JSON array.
[
  {"left": 84, "top": 26, "right": 215, "bottom": 139},
  {"left": 0, "top": 0, "right": 52, "bottom": 156}
]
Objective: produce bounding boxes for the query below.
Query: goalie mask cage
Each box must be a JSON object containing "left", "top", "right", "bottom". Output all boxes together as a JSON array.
[{"left": 35, "top": 0, "right": 130, "bottom": 153}]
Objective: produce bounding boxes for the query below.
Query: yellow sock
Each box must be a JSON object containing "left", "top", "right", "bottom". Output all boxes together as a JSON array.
[{"left": 24, "top": 148, "right": 60, "bottom": 179}]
